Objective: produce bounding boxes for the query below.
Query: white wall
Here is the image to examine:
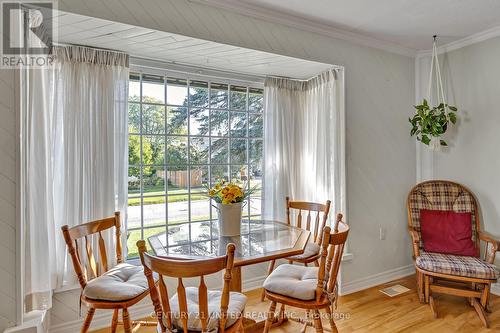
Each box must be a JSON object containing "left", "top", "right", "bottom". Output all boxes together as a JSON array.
[
  {"left": 0, "top": 68, "right": 18, "bottom": 331},
  {"left": 416, "top": 37, "right": 500, "bottom": 268}
]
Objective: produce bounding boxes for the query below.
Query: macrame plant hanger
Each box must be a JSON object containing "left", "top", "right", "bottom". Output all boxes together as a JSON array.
[{"left": 427, "top": 35, "right": 447, "bottom": 150}]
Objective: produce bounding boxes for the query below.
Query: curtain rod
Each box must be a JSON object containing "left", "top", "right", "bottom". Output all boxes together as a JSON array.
[{"left": 265, "top": 66, "right": 343, "bottom": 82}]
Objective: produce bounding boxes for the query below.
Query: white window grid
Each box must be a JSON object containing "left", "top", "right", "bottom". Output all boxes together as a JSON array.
[{"left": 127, "top": 71, "right": 264, "bottom": 258}]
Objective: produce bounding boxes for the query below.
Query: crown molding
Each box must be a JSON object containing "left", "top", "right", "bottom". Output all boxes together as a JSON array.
[
  {"left": 189, "top": 0, "right": 417, "bottom": 57},
  {"left": 417, "top": 25, "right": 500, "bottom": 58}
]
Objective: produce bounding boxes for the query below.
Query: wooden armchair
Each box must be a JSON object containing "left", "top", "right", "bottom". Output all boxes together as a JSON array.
[
  {"left": 407, "top": 180, "right": 500, "bottom": 327},
  {"left": 61, "top": 212, "right": 155, "bottom": 333},
  {"left": 261, "top": 197, "right": 331, "bottom": 301},
  {"left": 263, "top": 214, "right": 349, "bottom": 333},
  {"left": 137, "top": 240, "right": 246, "bottom": 333}
]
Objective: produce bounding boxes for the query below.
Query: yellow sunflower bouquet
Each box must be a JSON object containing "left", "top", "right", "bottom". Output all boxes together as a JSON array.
[{"left": 207, "top": 179, "right": 257, "bottom": 205}]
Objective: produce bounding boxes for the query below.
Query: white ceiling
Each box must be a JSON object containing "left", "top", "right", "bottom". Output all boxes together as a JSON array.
[
  {"left": 55, "top": 11, "right": 333, "bottom": 80},
  {"left": 223, "top": 0, "right": 500, "bottom": 50}
]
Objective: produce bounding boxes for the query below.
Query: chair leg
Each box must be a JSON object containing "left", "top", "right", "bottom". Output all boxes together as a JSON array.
[
  {"left": 81, "top": 308, "right": 95, "bottom": 333},
  {"left": 122, "top": 308, "right": 132, "bottom": 333},
  {"left": 417, "top": 271, "right": 424, "bottom": 303},
  {"left": 472, "top": 298, "right": 489, "bottom": 328},
  {"left": 304, "top": 262, "right": 308, "bottom": 267},
  {"left": 263, "top": 301, "right": 277, "bottom": 333},
  {"left": 424, "top": 275, "right": 430, "bottom": 304},
  {"left": 111, "top": 309, "right": 119, "bottom": 333},
  {"left": 325, "top": 306, "right": 338, "bottom": 333},
  {"left": 314, "top": 260, "right": 319, "bottom": 267},
  {"left": 312, "top": 309, "right": 323, "bottom": 333},
  {"left": 261, "top": 260, "right": 276, "bottom": 301}
]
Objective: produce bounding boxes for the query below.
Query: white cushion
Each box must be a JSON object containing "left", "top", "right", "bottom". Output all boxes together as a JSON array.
[
  {"left": 168, "top": 287, "right": 247, "bottom": 331},
  {"left": 263, "top": 264, "right": 318, "bottom": 300},
  {"left": 83, "top": 263, "right": 152, "bottom": 301},
  {"left": 287, "top": 242, "right": 321, "bottom": 260}
]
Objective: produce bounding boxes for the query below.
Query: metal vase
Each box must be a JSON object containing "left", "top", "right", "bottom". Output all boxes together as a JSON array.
[{"left": 216, "top": 202, "right": 242, "bottom": 236}]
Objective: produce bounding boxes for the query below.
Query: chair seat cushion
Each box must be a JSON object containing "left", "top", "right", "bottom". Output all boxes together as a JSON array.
[
  {"left": 416, "top": 252, "right": 499, "bottom": 280},
  {"left": 83, "top": 263, "right": 152, "bottom": 301},
  {"left": 263, "top": 264, "right": 318, "bottom": 300},
  {"left": 286, "top": 242, "right": 321, "bottom": 261},
  {"left": 168, "top": 287, "right": 247, "bottom": 331}
]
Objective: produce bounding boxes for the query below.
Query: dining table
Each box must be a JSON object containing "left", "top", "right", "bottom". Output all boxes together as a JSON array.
[{"left": 148, "top": 219, "right": 311, "bottom": 332}]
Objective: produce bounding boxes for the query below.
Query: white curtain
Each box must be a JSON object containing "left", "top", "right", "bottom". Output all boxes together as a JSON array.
[
  {"left": 22, "top": 45, "right": 129, "bottom": 311},
  {"left": 263, "top": 69, "right": 345, "bottom": 222}
]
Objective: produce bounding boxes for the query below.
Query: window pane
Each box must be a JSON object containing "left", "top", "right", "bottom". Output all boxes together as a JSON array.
[
  {"left": 126, "top": 229, "right": 142, "bottom": 259},
  {"left": 128, "top": 103, "right": 140, "bottom": 133},
  {"left": 143, "top": 196, "right": 166, "bottom": 227},
  {"left": 143, "top": 166, "right": 165, "bottom": 195},
  {"left": 127, "top": 205, "right": 141, "bottom": 229},
  {"left": 142, "top": 104, "right": 165, "bottom": 134},
  {"left": 249, "top": 114, "right": 263, "bottom": 137},
  {"left": 167, "top": 136, "right": 188, "bottom": 165},
  {"left": 166, "top": 166, "right": 189, "bottom": 193},
  {"left": 230, "top": 112, "right": 247, "bottom": 137},
  {"left": 190, "top": 199, "right": 211, "bottom": 222},
  {"left": 142, "top": 74, "right": 164, "bottom": 103},
  {"left": 230, "top": 139, "right": 247, "bottom": 164},
  {"left": 189, "top": 108, "right": 209, "bottom": 136},
  {"left": 167, "top": 106, "right": 188, "bottom": 135},
  {"left": 190, "top": 137, "right": 209, "bottom": 164},
  {"left": 231, "top": 165, "right": 248, "bottom": 183},
  {"left": 128, "top": 166, "right": 140, "bottom": 197},
  {"left": 190, "top": 166, "right": 208, "bottom": 193},
  {"left": 210, "top": 165, "right": 229, "bottom": 185},
  {"left": 230, "top": 85, "right": 247, "bottom": 110},
  {"left": 211, "top": 138, "right": 228, "bottom": 164},
  {"left": 128, "top": 135, "right": 141, "bottom": 165},
  {"left": 249, "top": 139, "right": 263, "bottom": 165},
  {"left": 129, "top": 73, "right": 140, "bottom": 102},
  {"left": 210, "top": 83, "right": 228, "bottom": 109},
  {"left": 143, "top": 135, "right": 165, "bottom": 165},
  {"left": 167, "top": 78, "right": 188, "bottom": 106},
  {"left": 249, "top": 88, "right": 264, "bottom": 112},
  {"left": 189, "top": 80, "right": 209, "bottom": 108},
  {"left": 210, "top": 110, "right": 229, "bottom": 137},
  {"left": 167, "top": 198, "right": 189, "bottom": 225}
]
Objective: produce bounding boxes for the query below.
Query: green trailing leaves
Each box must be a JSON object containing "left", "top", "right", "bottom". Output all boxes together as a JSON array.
[{"left": 409, "top": 99, "right": 458, "bottom": 147}]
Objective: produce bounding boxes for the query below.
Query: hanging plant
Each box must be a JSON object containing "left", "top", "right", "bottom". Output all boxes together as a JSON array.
[
  {"left": 409, "top": 36, "right": 458, "bottom": 150},
  {"left": 409, "top": 99, "right": 457, "bottom": 147}
]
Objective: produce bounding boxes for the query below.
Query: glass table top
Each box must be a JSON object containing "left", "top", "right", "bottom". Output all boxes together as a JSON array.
[{"left": 147, "top": 219, "right": 310, "bottom": 266}]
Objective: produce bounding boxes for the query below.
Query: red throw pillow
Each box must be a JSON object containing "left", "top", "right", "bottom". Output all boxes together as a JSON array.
[{"left": 420, "top": 209, "right": 478, "bottom": 257}]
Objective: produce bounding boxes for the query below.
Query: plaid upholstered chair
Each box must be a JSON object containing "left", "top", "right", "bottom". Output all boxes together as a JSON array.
[{"left": 407, "top": 180, "right": 500, "bottom": 327}]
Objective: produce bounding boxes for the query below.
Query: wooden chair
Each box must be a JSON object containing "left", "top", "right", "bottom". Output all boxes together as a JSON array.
[
  {"left": 137, "top": 240, "right": 246, "bottom": 333},
  {"left": 261, "top": 197, "right": 331, "bottom": 301},
  {"left": 61, "top": 212, "right": 155, "bottom": 333},
  {"left": 263, "top": 214, "right": 349, "bottom": 333},
  {"left": 407, "top": 180, "right": 500, "bottom": 327}
]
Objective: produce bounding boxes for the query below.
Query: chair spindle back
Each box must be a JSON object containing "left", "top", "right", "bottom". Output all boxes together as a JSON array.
[
  {"left": 61, "top": 211, "right": 123, "bottom": 289},
  {"left": 137, "top": 241, "right": 237, "bottom": 333},
  {"left": 316, "top": 213, "right": 349, "bottom": 302},
  {"left": 286, "top": 196, "right": 331, "bottom": 245}
]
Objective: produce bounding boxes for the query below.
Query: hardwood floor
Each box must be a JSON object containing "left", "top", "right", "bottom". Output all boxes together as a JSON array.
[{"left": 91, "top": 275, "right": 500, "bottom": 333}]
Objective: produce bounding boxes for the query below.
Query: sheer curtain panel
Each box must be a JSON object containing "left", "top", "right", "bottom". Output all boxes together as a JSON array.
[
  {"left": 263, "top": 69, "right": 345, "bottom": 223},
  {"left": 22, "top": 45, "right": 129, "bottom": 311}
]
